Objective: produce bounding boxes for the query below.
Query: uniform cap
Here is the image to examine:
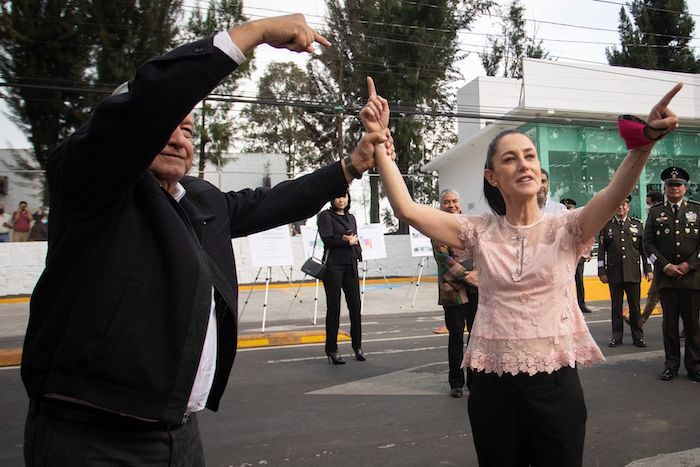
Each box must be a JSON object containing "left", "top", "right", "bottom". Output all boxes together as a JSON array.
[{"left": 661, "top": 166, "right": 689, "bottom": 183}]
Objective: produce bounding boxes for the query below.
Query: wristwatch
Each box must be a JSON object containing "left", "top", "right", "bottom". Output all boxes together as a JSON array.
[{"left": 343, "top": 155, "right": 363, "bottom": 179}]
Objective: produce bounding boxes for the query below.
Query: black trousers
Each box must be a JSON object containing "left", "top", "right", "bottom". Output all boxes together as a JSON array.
[
  {"left": 658, "top": 288, "right": 700, "bottom": 373},
  {"left": 443, "top": 291, "right": 478, "bottom": 389},
  {"left": 575, "top": 261, "right": 586, "bottom": 309},
  {"left": 468, "top": 367, "right": 586, "bottom": 467},
  {"left": 322, "top": 262, "right": 361, "bottom": 353},
  {"left": 608, "top": 282, "right": 643, "bottom": 342},
  {"left": 24, "top": 398, "right": 204, "bottom": 466}
]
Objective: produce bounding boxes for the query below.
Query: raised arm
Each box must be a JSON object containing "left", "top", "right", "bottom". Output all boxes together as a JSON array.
[
  {"left": 578, "top": 83, "right": 683, "bottom": 241},
  {"left": 361, "top": 77, "right": 462, "bottom": 249}
]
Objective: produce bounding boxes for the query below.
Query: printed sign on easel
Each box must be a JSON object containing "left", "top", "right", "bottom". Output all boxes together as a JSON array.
[
  {"left": 357, "top": 223, "right": 386, "bottom": 260},
  {"left": 300, "top": 225, "right": 323, "bottom": 259},
  {"left": 409, "top": 226, "right": 433, "bottom": 257},
  {"left": 248, "top": 225, "right": 295, "bottom": 267}
]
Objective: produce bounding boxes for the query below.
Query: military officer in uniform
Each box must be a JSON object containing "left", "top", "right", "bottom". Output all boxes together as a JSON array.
[
  {"left": 644, "top": 167, "right": 700, "bottom": 381},
  {"left": 562, "top": 198, "right": 594, "bottom": 313},
  {"left": 598, "top": 195, "right": 652, "bottom": 347}
]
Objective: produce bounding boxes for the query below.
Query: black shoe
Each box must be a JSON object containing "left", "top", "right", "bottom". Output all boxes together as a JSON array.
[
  {"left": 633, "top": 339, "right": 647, "bottom": 348},
  {"left": 688, "top": 371, "right": 700, "bottom": 382},
  {"left": 354, "top": 349, "right": 366, "bottom": 361},
  {"left": 581, "top": 306, "right": 592, "bottom": 314},
  {"left": 608, "top": 339, "right": 622, "bottom": 347},
  {"left": 660, "top": 369, "right": 676, "bottom": 381},
  {"left": 326, "top": 352, "right": 346, "bottom": 365},
  {"left": 450, "top": 387, "right": 463, "bottom": 398}
]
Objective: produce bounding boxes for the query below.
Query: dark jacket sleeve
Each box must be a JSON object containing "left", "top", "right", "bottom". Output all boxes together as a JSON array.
[
  {"left": 51, "top": 36, "right": 238, "bottom": 216},
  {"left": 597, "top": 229, "right": 607, "bottom": 277},
  {"left": 644, "top": 213, "right": 669, "bottom": 271},
  {"left": 223, "top": 163, "right": 348, "bottom": 238},
  {"left": 317, "top": 209, "right": 349, "bottom": 248}
]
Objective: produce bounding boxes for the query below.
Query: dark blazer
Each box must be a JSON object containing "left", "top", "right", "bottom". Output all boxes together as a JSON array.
[
  {"left": 644, "top": 199, "right": 700, "bottom": 290},
  {"left": 317, "top": 209, "right": 362, "bottom": 265},
  {"left": 598, "top": 216, "right": 651, "bottom": 283},
  {"left": 22, "top": 36, "right": 348, "bottom": 424}
]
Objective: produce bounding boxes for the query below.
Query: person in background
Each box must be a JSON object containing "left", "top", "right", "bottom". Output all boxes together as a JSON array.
[
  {"left": 562, "top": 198, "right": 594, "bottom": 314},
  {"left": 598, "top": 195, "right": 652, "bottom": 348},
  {"left": 28, "top": 214, "right": 48, "bottom": 241},
  {"left": 11, "top": 200, "right": 32, "bottom": 242},
  {"left": 317, "top": 191, "right": 364, "bottom": 364},
  {"left": 641, "top": 190, "right": 664, "bottom": 323},
  {"left": 431, "top": 189, "right": 478, "bottom": 398},
  {"left": 367, "top": 75, "right": 682, "bottom": 465},
  {"left": 0, "top": 204, "right": 11, "bottom": 242},
  {"left": 644, "top": 167, "right": 700, "bottom": 381},
  {"left": 538, "top": 168, "right": 566, "bottom": 213}
]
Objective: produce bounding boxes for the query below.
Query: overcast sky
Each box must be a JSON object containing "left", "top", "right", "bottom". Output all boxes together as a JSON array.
[{"left": 2, "top": 0, "right": 700, "bottom": 148}]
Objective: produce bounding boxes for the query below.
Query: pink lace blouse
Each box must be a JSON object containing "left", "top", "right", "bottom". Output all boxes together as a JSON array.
[{"left": 455, "top": 208, "right": 605, "bottom": 376}]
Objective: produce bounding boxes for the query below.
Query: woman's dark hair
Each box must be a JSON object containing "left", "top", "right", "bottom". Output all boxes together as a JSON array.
[
  {"left": 330, "top": 190, "right": 351, "bottom": 214},
  {"left": 483, "top": 129, "right": 535, "bottom": 216}
]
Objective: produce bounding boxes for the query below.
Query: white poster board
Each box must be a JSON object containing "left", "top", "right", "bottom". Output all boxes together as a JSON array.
[
  {"left": 248, "top": 225, "right": 294, "bottom": 267},
  {"left": 300, "top": 225, "right": 323, "bottom": 259},
  {"left": 357, "top": 224, "right": 386, "bottom": 260},
  {"left": 409, "top": 226, "right": 433, "bottom": 257}
]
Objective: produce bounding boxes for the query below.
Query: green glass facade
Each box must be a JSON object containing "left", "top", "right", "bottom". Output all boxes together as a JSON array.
[{"left": 522, "top": 123, "right": 700, "bottom": 221}]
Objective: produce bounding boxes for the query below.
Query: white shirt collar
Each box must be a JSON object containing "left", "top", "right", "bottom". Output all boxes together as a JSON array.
[{"left": 171, "top": 182, "right": 186, "bottom": 202}]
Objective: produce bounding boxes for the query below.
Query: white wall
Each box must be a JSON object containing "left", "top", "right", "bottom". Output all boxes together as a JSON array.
[
  {"left": 522, "top": 58, "right": 699, "bottom": 118},
  {"left": 202, "top": 152, "right": 287, "bottom": 192},
  {"left": 0, "top": 236, "right": 438, "bottom": 296}
]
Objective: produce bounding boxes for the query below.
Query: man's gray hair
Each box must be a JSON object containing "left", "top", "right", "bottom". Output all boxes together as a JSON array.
[{"left": 439, "top": 189, "right": 460, "bottom": 202}]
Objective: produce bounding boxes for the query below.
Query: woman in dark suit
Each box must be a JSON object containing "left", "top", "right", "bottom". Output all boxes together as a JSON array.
[{"left": 317, "top": 191, "right": 364, "bottom": 364}]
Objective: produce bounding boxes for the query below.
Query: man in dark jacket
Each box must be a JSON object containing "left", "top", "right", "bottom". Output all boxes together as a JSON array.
[
  {"left": 598, "top": 195, "right": 652, "bottom": 348},
  {"left": 22, "top": 14, "right": 391, "bottom": 465},
  {"left": 644, "top": 167, "right": 700, "bottom": 382}
]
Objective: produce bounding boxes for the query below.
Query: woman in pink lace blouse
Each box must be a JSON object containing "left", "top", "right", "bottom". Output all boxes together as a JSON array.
[{"left": 361, "top": 78, "right": 683, "bottom": 467}]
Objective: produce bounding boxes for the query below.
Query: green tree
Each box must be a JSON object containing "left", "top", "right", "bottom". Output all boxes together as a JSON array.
[
  {"left": 606, "top": 0, "right": 699, "bottom": 72},
  {"left": 0, "top": 0, "right": 94, "bottom": 203},
  {"left": 88, "top": 0, "right": 183, "bottom": 88},
  {"left": 240, "top": 62, "right": 319, "bottom": 177},
  {"left": 310, "top": 0, "right": 492, "bottom": 231},
  {"left": 184, "top": 0, "right": 252, "bottom": 177},
  {"left": 479, "top": 0, "right": 548, "bottom": 79}
]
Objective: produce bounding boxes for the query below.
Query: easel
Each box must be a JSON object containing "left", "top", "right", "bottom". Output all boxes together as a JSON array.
[
  {"left": 404, "top": 256, "right": 429, "bottom": 308},
  {"left": 288, "top": 274, "right": 322, "bottom": 325},
  {"left": 359, "top": 259, "right": 393, "bottom": 315},
  {"left": 239, "top": 265, "right": 304, "bottom": 333}
]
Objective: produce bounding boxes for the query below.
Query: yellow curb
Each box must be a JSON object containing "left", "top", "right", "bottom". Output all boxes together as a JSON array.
[
  {"left": 238, "top": 276, "right": 437, "bottom": 292},
  {"left": 0, "top": 297, "right": 30, "bottom": 304},
  {"left": 237, "top": 330, "right": 351, "bottom": 349},
  {"left": 0, "top": 348, "right": 21, "bottom": 367}
]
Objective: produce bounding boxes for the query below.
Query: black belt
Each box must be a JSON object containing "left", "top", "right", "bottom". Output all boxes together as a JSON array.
[{"left": 30, "top": 397, "right": 191, "bottom": 432}]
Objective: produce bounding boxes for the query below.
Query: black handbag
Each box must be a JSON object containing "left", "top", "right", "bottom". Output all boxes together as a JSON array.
[{"left": 301, "top": 230, "right": 328, "bottom": 279}]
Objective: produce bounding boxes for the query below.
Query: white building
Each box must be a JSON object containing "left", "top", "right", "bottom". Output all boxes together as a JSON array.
[{"left": 423, "top": 58, "right": 700, "bottom": 220}]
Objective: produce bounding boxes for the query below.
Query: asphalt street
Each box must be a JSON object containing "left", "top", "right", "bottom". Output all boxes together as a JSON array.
[{"left": 1, "top": 299, "right": 699, "bottom": 467}]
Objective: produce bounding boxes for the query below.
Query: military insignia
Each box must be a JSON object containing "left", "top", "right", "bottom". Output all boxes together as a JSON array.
[
  {"left": 608, "top": 228, "right": 613, "bottom": 236},
  {"left": 686, "top": 228, "right": 691, "bottom": 234},
  {"left": 632, "top": 236, "right": 637, "bottom": 242},
  {"left": 686, "top": 211, "right": 698, "bottom": 223},
  {"left": 656, "top": 230, "right": 660, "bottom": 235},
  {"left": 629, "top": 226, "right": 638, "bottom": 234},
  {"left": 665, "top": 228, "right": 670, "bottom": 234}
]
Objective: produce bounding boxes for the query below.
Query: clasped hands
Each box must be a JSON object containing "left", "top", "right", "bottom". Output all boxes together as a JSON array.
[{"left": 664, "top": 262, "right": 690, "bottom": 278}]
